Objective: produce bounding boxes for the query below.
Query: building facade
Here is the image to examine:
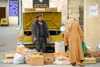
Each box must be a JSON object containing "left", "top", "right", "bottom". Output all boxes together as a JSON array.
[
  {"left": 0, "top": 0, "right": 18, "bottom": 26},
  {"left": 22, "top": 0, "right": 67, "bottom": 24},
  {"left": 0, "top": 0, "right": 100, "bottom": 51},
  {"left": 84, "top": 0, "right": 100, "bottom": 51},
  {"left": 0, "top": 0, "right": 9, "bottom": 22}
]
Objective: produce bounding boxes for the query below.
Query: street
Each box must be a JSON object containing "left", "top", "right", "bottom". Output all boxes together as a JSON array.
[{"left": 0, "top": 26, "right": 100, "bottom": 67}]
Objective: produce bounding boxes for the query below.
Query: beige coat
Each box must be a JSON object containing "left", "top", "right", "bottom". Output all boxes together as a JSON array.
[{"left": 64, "top": 22, "right": 85, "bottom": 63}]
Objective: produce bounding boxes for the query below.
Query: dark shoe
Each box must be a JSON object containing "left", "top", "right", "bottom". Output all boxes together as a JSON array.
[
  {"left": 78, "top": 62, "right": 85, "bottom": 66},
  {"left": 72, "top": 62, "right": 76, "bottom": 66}
]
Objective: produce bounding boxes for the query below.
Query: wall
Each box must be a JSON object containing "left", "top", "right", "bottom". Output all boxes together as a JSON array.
[
  {"left": 0, "top": 0, "right": 6, "bottom": 7},
  {"left": 8, "top": 0, "right": 18, "bottom": 26},
  {"left": 84, "top": 0, "right": 100, "bottom": 51},
  {"left": 49, "top": 0, "right": 67, "bottom": 24},
  {"left": 9, "top": 17, "right": 18, "bottom": 25},
  {"left": 68, "top": 0, "right": 84, "bottom": 29},
  {"left": 22, "top": 0, "right": 33, "bottom": 12},
  {"left": 0, "top": 0, "right": 18, "bottom": 26}
]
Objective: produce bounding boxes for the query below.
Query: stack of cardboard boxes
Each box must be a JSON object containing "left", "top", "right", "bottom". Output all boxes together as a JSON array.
[
  {"left": 1, "top": 53, "right": 15, "bottom": 64},
  {"left": 83, "top": 58, "right": 96, "bottom": 64},
  {"left": 29, "top": 53, "right": 55, "bottom": 66},
  {"left": 24, "top": 8, "right": 57, "bottom": 12},
  {"left": 91, "top": 52, "right": 100, "bottom": 62},
  {"left": 4, "top": 53, "right": 15, "bottom": 59}
]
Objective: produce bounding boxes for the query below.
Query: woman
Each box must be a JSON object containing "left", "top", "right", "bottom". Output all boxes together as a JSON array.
[{"left": 64, "top": 19, "right": 85, "bottom": 66}]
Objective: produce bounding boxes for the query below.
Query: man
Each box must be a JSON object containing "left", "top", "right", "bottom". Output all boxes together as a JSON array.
[{"left": 31, "top": 14, "right": 50, "bottom": 53}]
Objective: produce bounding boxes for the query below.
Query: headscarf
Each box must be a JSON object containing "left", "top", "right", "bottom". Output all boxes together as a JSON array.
[{"left": 66, "top": 19, "right": 75, "bottom": 36}]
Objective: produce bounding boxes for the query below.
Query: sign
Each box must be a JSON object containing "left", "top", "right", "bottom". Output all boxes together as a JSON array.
[
  {"left": 89, "top": 4, "right": 98, "bottom": 17},
  {"left": 9, "top": 0, "right": 18, "bottom": 16},
  {"left": 33, "top": 0, "right": 49, "bottom": 8}
]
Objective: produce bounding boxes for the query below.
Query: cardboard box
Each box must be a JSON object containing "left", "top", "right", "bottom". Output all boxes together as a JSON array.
[
  {"left": 24, "top": 8, "right": 57, "bottom": 12},
  {"left": 29, "top": 56, "right": 44, "bottom": 66},
  {"left": 83, "top": 58, "right": 96, "bottom": 64},
  {"left": 45, "top": 8, "right": 57, "bottom": 12},
  {"left": 42, "top": 53, "right": 54, "bottom": 64},
  {"left": 4, "top": 53, "right": 15, "bottom": 59},
  {"left": 35, "top": 8, "right": 46, "bottom": 12},
  {"left": 24, "top": 8, "right": 35, "bottom": 12},
  {"left": 83, "top": 61, "right": 96, "bottom": 64},
  {"left": 91, "top": 52, "right": 100, "bottom": 57},
  {"left": 55, "top": 41, "right": 65, "bottom": 53},
  {"left": 95, "top": 57, "right": 100, "bottom": 62}
]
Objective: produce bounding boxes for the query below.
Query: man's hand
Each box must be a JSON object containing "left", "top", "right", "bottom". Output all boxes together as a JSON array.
[
  {"left": 33, "top": 37, "right": 37, "bottom": 42},
  {"left": 48, "top": 36, "right": 51, "bottom": 39}
]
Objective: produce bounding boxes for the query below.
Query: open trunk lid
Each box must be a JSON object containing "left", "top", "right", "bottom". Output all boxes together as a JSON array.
[{"left": 23, "top": 12, "right": 61, "bottom": 30}]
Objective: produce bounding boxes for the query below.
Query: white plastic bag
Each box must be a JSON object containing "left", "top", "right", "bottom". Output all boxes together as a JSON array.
[
  {"left": 97, "top": 44, "right": 100, "bottom": 52},
  {"left": 16, "top": 44, "right": 25, "bottom": 54},
  {"left": 54, "top": 56, "right": 70, "bottom": 64},
  {"left": 87, "top": 46, "right": 91, "bottom": 51},
  {"left": 13, "top": 53, "right": 24, "bottom": 64},
  {"left": 17, "top": 44, "right": 25, "bottom": 48},
  {"left": 2, "top": 59, "right": 13, "bottom": 64}
]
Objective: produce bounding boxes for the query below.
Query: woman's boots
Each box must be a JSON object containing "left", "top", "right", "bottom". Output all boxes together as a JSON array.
[
  {"left": 71, "top": 62, "right": 76, "bottom": 66},
  {"left": 78, "top": 61, "right": 84, "bottom": 66},
  {"left": 71, "top": 61, "right": 84, "bottom": 66}
]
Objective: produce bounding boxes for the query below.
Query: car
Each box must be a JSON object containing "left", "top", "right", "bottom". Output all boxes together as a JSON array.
[{"left": 18, "top": 12, "right": 64, "bottom": 52}]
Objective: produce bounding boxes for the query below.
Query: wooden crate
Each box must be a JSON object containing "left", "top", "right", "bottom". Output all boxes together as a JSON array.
[
  {"left": 24, "top": 8, "right": 35, "bottom": 12},
  {"left": 45, "top": 8, "right": 57, "bottom": 12},
  {"left": 96, "top": 57, "right": 100, "bottom": 62},
  {"left": 83, "top": 61, "right": 96, "bottom": 64},
  {"left": 24, "top": 8, "right": 57, "bottom": 12},
  {"left": 83, "top": 58, "right": 96, "bottom": 64},
  {"left": 4, "top": 53, "right": 15, "bottom": 59},
  {"left": 35, "top": 8, "right": 46, "bottom": 12},
  {"left": 91, "top": 52, "right": 100, "bottom": 57}
]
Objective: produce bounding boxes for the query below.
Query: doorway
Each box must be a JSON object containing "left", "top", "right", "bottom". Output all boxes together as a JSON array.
[{"left": 0, "top": 7, "right": 6, "bottom": 21}]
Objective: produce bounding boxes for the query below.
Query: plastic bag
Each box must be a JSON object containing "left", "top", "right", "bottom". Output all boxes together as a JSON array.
[
  {"left": 2, "top": 59, "right": 13, "bottom": 64},
  {"left": 13, "top": 53, "right": 24, "bottom": 64},
  {"left": 97, "top": 44, "right": 100, "bottom": 52},
  {"left": 54, "top": 56, "right": 70, "bottom": 64},
  {"left": 13, "top": 59, "right": 24, "bottom": 64},
  {"left": 22, "top": 48, "right": 38, "bottom": 64},
  {"left": 87, "top": 46, "right": 91, "bottom": 51},
  {"left": 82, "top": 40, "right": 86, "bottom": 55},
  {"left": 16, "top": 44, "right": 25, "bottom": 54},
  {"left": 17, "top": 44, "right": 25, "bottom": 48}
]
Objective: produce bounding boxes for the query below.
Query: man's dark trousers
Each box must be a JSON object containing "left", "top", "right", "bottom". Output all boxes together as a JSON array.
[{"left": 35, "top": 37, "right": 46, "bottom": 53}]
